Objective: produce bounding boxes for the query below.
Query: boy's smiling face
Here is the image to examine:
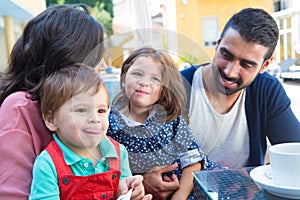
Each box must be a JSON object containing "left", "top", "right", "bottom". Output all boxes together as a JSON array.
[{"left": 48, "top": 86, "right": 110, "bottom": 154}]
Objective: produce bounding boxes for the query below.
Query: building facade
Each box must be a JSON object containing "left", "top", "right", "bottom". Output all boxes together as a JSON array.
[{"left": 0, "top": 0, "right": 46, "bottom": 71}]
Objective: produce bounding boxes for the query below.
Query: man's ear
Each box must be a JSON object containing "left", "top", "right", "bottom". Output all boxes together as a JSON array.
[
  {"left": 259, "top": 56, "right": 274, "bottom": 74},
  {"left": 215, "top": 38, "right": 221, "bottom": 51},
  {"left": 43, "top": 111, "right": 58, "bottom": 132}
]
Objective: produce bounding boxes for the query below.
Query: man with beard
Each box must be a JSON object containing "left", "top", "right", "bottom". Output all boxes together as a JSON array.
[
  {"left": 180, "top": 8, "right": 300, "bottom": 169},
  {"left": 141, "top": 8, "right": 300, "bottom": 200}
]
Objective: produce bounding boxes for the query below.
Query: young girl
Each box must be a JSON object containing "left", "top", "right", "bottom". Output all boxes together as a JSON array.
[
  {"left": 107, "top": 47, "right": 222, "bottom": 200},
  {"left": 30, "top": 64, "right": 151, "bottom": 200}
]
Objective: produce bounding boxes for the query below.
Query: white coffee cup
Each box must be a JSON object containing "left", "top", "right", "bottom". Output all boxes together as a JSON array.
[{"left": 269, "top": 142, "right": 300, "bottom": 188}]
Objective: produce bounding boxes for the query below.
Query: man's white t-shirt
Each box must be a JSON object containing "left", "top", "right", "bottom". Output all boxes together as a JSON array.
[{"left": 188, "top": 67, "right": 249, "bottom": 168}]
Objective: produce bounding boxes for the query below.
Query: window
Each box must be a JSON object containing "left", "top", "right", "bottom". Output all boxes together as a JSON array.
[{"left": 202, "top": 17, "right": 219, "bottom": 47}]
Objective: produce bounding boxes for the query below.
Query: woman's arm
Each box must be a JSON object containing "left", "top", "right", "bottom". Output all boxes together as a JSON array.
[
  {"left": 0, "top": 129, "right": 37, "bottom": 199},
  {"left": 0, "top": 92, "right": 52, "bottom": 199}
]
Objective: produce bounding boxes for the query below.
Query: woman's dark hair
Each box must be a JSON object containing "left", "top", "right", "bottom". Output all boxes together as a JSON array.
[{"left": 0, "top": 4, "right": 104, "bottom": 105}]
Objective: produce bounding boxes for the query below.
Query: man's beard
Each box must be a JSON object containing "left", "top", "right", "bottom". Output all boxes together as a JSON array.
[{"left": 211, "top": 61, "right": 244, "bottom": 95}]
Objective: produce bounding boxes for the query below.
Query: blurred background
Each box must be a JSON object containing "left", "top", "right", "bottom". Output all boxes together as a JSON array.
[{"left": 1, "top": 0, "right": 300, "bottom": 119}]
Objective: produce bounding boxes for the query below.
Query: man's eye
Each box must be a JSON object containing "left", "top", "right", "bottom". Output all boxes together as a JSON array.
[
  {"left": 240, "top": 61, "right": 255, "bottom": 69},
  {"left": 221, "top": 51, "right": 231, "bottom": 59}
]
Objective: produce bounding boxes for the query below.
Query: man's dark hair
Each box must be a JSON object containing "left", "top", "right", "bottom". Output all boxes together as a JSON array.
[{"left": 220, "top": 8, "right": 279, "bottom": 61}]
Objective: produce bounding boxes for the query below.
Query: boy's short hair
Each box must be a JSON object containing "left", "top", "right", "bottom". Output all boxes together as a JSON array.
[{"left": 40, "top": 64, "right": 109, "bottom": 117}]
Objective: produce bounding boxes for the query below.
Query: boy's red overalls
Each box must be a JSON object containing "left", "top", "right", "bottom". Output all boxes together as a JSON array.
[{"left": 46, "top": 137, "right": 121, "bottom": 200}]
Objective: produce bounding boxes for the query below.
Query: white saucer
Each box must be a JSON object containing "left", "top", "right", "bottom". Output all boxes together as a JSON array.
[{"left": 250, "top": 165, "right": 300, "bottom": 199}]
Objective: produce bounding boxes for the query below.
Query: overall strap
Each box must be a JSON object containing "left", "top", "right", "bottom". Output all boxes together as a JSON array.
[
  {"left": 46, "top": 137, "right": 121, "bottom": 174},
  {"left": 45, "top": 140, "right": 73, "bottom": 176},
  {"left": 107, "top": 136, "right": 120, "bottom": 171}
]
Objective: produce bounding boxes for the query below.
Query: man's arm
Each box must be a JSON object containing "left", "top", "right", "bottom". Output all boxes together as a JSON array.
[
  {"left": 142, "top": 163, "right": 180, "bottom": 200},
  {"left": 254, "top": 74, "right": 300, "bottom": 143},
  {"left": 246, "top": 74, "right": 300, "bottom": 166}
]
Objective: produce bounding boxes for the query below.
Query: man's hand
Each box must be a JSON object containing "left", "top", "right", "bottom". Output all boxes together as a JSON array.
[{"left": 143, "top": 163, "right": 180, "bottom": 200}]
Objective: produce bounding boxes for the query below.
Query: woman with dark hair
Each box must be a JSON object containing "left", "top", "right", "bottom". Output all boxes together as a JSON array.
[{"left": 0, "top": 4, "right": 104, "bottom": 199}]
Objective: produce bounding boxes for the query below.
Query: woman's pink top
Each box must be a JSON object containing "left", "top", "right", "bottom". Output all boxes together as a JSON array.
[{"left": 0, "top": 91, "right": 53, "bottom": 199}]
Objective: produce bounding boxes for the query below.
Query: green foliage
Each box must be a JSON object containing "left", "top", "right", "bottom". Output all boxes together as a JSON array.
[
  {"left": 92, "top": 2, "right": 113, "bottom": 36},
  {"left": 65, "top": 0, "right": 96, "bottom": 7},
  {"left": 47, "top": 0, "right": 65, "bottom": 6},
  {"left": 46, "top": 0, "right": 114, "bottom": 36},
  {"left": 101, "top": 0, "right": 114, "bottom": 18},
  {"left": 178, "top": 52, "right": 198, "bottom": 65}
]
